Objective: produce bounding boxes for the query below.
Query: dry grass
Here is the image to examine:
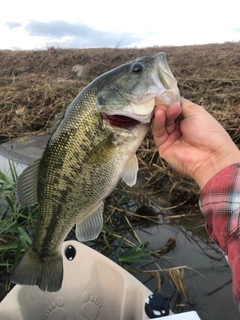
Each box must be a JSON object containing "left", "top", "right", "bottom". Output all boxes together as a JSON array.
[
  {"left": 0, "top": 42, "right": 240, "bottom": 205},
  {"left": 1, "top": 43, "right": 240, "bottom": 139},
  {"left": 2, "top": 44, "right": 239, "bottom": 302}
]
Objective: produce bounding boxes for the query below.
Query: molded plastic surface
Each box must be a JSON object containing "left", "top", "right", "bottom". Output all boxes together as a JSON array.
[
  {"left": 159, "top": 311, "right": 201, "bottom": 319},
  {"left": 0, "top": 240, "right": 154, "bottom": 320}
]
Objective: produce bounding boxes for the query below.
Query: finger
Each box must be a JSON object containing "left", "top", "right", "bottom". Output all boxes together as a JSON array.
[
  {"left": 165, "top": 102, "right": 182, "bottom": 134},
  {"left": 152, "top": 108, "right": 168, "bottom": 147},
  {"left": 181, "top": 97, "right": 205, "bottom": 117},
  {"left": 158, "top": 129, "right": 182, "bottom": 157}
]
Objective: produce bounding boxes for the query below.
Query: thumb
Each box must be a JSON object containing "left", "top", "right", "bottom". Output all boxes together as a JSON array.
[{"left": 152, "top": 107, "right": 169, "bottom": 148}]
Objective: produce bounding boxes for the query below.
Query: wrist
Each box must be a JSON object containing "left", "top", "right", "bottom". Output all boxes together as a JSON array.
[{"left": 193, "top": 148, "right": 240, "bottom": 189}]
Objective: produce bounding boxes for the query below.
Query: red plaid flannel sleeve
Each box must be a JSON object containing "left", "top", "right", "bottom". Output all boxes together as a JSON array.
[{"left": 199, "top": 163, "right": 240, "bottom": 305}]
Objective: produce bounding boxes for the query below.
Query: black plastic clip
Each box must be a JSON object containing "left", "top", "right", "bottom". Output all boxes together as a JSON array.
[{"left": 145, "top": 293, "right": 169, "bottom": 318}]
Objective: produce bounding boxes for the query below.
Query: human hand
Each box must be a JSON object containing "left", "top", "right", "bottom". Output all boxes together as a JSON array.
[{"left": 152, "top": 98, "right": 240, "bottom": 189}]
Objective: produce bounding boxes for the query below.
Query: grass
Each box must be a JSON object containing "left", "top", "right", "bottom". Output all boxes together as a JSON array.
[
  {"left": 1, "top": 43, "right": 240, "bottom": 141},
  {"left": 0, "top": 162, "right": 38, "bottom": 293},
  {"left": 0, "top": 162, "right": 197, "bottom": 305},
  {"left": 1, "top": 43, "right": 240, "bottom": 309},
  {"left": 0, "top": 165, "right": 38, "bottom": 254}
]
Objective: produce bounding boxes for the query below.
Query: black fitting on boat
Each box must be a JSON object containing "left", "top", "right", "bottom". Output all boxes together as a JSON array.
[{"left": 145, "top": 293, "right": 169, "bottom": 318}]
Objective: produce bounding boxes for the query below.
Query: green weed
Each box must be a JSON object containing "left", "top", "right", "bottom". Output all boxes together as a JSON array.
[
  {"left": 0, "top": 161, "right": 195, "bottom": 305},
  {"left": 0, "top": 161, "right": 38, "bottom": 270}
]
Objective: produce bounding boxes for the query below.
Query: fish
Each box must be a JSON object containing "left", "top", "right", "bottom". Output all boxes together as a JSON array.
[{"left": 11, "top": 52, "right": 180, "bottom": 292}]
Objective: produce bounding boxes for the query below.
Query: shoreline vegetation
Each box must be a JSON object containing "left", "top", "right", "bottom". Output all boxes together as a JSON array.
[
  {"left": 1, "top": 42, "right": 240, "bottom": 307},
  {"left": 1, "top": 43, "right": 240, "bottom": 142}
]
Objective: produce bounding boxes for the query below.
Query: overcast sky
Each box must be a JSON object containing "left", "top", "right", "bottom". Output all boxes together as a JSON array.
[{"left": 1, "top": 0, "right": 240, "bottom": 50}]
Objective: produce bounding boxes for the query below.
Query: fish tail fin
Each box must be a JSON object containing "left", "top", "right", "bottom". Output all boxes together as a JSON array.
[{"left": 11, "top": 246, "right": 63, "bottom": 292}]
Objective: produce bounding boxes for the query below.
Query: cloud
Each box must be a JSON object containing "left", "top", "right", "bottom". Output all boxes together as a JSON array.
[
  {"left": 232, "top": 27, "right": 240, "bottom": 33},
  {"left": 25, "top": 20, "right": 86, "bottom": 37},
  {"left": 5, "top": 22, "right": 22, "bottom": 29},
  {"left": 24, "top": 20, "right": 143, "bottom": 48}
]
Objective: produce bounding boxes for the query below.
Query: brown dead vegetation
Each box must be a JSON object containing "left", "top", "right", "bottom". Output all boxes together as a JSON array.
[
  {"left": 1, "top": 43, "right": 240, "bottom": 141},
  {"left": 0, "top": 43, "right": 240, "bottom": 205}
]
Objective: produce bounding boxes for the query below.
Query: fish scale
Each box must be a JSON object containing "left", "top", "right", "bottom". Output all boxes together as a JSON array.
[{"left": 11, "top": 52, "right": 180, "bottom": 292}]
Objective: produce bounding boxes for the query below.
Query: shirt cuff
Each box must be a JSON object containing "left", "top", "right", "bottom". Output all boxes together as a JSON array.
[{"left": 199, "top": 162, "right": 240, "bottom": 304}]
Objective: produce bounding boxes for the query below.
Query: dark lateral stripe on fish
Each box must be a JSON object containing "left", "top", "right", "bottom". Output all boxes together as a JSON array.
[
  {"left": 35, "top": 203, "right": 67, "bottom": 259},
  {"left": 12, "top": 52, "right": 180, "bottom": 292}
]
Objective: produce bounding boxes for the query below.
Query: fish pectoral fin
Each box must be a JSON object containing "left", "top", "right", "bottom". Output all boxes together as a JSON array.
[
  {"left": 15, "top": 158, "right": 41, "bottom": 206},
  {"left": 121, "top": 154, "right": 138, "bottom": 187},
  {"left": 75, "top": 201, "right": 104, "bottom": 242}
]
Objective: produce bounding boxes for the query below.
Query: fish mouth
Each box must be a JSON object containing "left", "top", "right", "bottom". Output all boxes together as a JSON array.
[
  {"left": 104, "top": 113, "right": 141, "bottom": 129},
  {"left": 103, "top": 97, "right": 156, "bottom": 130}
]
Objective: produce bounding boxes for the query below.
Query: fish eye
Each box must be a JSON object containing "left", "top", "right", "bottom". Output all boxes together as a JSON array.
[
  {"left": 131, "top": 62, "right": 145, "bottom": 73},
  {"left": 65, "top": 245, "right": 76, "bottom": 261}
]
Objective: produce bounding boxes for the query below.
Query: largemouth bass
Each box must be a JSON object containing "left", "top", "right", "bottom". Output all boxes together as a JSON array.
[{"left": 11, "top": 52, "right": 180, "bottom": 292}]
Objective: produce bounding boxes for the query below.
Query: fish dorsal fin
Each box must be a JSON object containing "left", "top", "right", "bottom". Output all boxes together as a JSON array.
[
  {"left": 15, "top": 158, "right": 41, "bottom": 206},
  {"left": 121, "top": 154, "right": 138, "bottom": 187},
  {"left": 49, "top": 110, "right": 65, "bottom": 135},
  {"left": 75, "top": 201, "right": 104, "bottom": 242}
]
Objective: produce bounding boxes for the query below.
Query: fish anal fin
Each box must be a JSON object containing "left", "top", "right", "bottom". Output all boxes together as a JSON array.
[
  {"left": 16, "top": 159, "right": 41, "bottom": 206},
  {"left": 75, "top": 201, "right": 104, "bottom": 242},
  {"left": 121, "top": 154, "right": 138, "bottom": 187}
]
